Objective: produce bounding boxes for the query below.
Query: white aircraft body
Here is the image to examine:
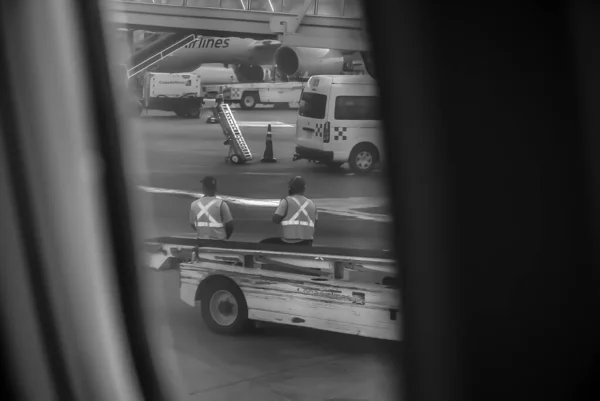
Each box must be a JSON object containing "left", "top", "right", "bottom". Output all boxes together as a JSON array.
[{"left": 147, "top": 35, "right": 360, "bottom": 81}]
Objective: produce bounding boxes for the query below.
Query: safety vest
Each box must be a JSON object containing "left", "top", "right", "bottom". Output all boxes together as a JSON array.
[
  {"left": 281, "top": 195, "right": 316, "bottom": 240},
  {"left": 192, "top": 197, "right": 226, "bottom": 240}
]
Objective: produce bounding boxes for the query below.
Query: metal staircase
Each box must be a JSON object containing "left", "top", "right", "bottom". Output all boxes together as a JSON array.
[
  {"left": 216, "top": 103, "right": 253, "bottom": 164},
  {"left": 127, "top": 33, "right": 198, "bottom": 79}
]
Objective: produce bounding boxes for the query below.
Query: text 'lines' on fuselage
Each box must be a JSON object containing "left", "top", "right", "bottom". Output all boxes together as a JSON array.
[{"left": 185, "top": 37, "right": 231, "bottom": 49}]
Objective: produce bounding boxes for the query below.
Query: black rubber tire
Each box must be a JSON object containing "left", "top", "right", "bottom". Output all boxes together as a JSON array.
[
  {"left": 230, "top": 154, "right": 242, "bottom": 164},
  {"left": 240, "top": 92, "right": 258, "bottom": 109},
  {"left": 188, "top": 107, "right": 200, "bottom": 118},
  {"left": 201, "top": 278, "right": 249, "bottom": 335},
  {"left": 349, "top": 143, "right": 378, "bottom": 174},
  {"left": 174, "top": 109, "right": 186, "bottom": 117}
]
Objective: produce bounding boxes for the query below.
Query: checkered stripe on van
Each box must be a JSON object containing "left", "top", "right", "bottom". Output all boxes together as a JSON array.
[
  {"left": 334, "top": 127, "right": 348, "bottom": 140},
  {"left": 314, "top": 123, "right": 324, "bottom": 137}
]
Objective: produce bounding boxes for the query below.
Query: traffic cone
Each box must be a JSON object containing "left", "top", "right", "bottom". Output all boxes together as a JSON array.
[{"left": 261, "top": 124, "right": 277, "bottom": 163}]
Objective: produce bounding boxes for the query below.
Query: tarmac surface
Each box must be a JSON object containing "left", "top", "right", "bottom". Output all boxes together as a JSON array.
[{"left": 132, "top": 105, "right": 394, "bottom": 250}]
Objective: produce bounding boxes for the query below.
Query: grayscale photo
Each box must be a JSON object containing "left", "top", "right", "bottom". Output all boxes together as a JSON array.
[
  {"left": 2, "top": 1, "right": 596, "bottom": 401},
  {"left": 119, "top": 1, "right": 398, "bottom": 400}
]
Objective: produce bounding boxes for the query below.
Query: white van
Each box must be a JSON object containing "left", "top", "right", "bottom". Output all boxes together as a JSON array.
[{"left": 293, "top": 75, "right": 383, "bottom": 173}]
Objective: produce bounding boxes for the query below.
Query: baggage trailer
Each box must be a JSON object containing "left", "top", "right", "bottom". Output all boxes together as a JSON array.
[{"left": 144, "top": 238, "right": 401, "bottom": 341}]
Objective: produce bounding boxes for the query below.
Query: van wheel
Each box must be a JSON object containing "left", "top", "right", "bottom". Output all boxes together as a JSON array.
[
  {"left": 349, "top": 143, "right": 378, "bottom": 174},
  {"left": 240, "top": 92, "right": 258, "bottom": 109},
  {"left": 201, "top": 278, "right": 249, "bottom": 335}
]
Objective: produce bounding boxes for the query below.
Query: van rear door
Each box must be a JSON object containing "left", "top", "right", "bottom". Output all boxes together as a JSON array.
[{"left": 296, "top": 90, "right": 328, "bottom": 150}]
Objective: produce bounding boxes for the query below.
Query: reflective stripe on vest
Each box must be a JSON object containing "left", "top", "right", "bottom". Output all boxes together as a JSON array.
[
  {"left": 281, "top": 197, "right": 315, "bottom": 227},
  {"left": 195, "top": 199, "right": 224, "bottom": 228}
]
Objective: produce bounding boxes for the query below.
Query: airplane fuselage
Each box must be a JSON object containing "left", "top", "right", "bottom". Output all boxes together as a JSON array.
[{"left": 152, "top": 36, "right": 280, "bottom": 72}]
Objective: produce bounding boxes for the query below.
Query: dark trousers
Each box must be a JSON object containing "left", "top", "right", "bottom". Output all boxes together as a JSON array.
[
  {"left": 259, "top": 237, "right": 313, "bottom": 246},
  {"left": 258, "top": 238, "right": 316, "bottom": 274}
]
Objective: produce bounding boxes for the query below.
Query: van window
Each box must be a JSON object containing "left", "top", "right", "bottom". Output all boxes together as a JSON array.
[
  {"left": 334, "top": 96, "right": 380, "bottom": 120},
  {"left": 299, "top": 92, "right": 327, "bottom": 119}
]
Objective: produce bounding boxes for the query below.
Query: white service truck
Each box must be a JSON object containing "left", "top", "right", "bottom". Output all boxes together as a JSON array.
[
  {"left": 204, "top": 81, "right": 305, "bottom": 109},
  {"left": 141, "top": 72, "right": 204, "bottom": 118}
]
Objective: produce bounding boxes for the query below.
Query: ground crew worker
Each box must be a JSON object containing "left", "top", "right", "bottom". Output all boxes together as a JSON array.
[
  {"left": 215, "top": 92, "right": 224, "bottom": 106},
  {"left": 260, "top": 176, "right": 317, "bottom": 246},
  {"left": 190, "top": 176, "right": 234, "bottom": 241},
  {"left": 206, "top": 93, "right": 224, "bottom": 124}
]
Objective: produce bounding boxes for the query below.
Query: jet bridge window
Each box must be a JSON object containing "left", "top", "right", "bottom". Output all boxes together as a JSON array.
[
  {"left": 282, "top": 0, "right": 316, "bottom": 14},
  {"left": 334, "top": 96, "right": 380, "bottom": 120},
  {"left": 299, "top": 92, "right": 327, "bottom": 119},
  {"left": 316, "top": 0, "right": 345, "bottom": 16},
  {"left": 250, "top": 0, "right": 284, "bottom": 12},
  {"left": 187, "top": 0, "right": 243, "bottom": 9}
]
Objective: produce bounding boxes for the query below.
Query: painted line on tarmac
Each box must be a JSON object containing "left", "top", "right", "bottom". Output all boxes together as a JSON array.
[
  {"left": 240, "top": 172, "right": 292, "bottom": 176},
  {"left": 139, "top": 185, "right": 391, "bottom": 223},
  {"left": 345, "top": 170, "right": 382, "bottom": 175},
  {"left": 236, "top": 121, "right": 295, "bottom": 128}
]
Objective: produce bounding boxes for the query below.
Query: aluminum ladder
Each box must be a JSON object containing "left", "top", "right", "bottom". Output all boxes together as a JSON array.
[
  {"left": 218, "top": 103, "right": 252, "bottom": 164},
  {"left": 127, "top": 33, "right": 199, "bottom": 79}
]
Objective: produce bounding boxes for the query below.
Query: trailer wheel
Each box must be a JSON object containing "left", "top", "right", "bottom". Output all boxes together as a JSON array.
[
  {"left": 240, "top": 92, "right": 258, "bottom": 109},
  {"left": 230, "top": 154, "right": 242, "bottom": 164},
  {"left": 201, "top": 278, "right": 248, "bottom": 335}
]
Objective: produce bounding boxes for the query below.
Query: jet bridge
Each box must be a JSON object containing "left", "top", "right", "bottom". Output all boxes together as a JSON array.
[{"left": 104, "top": 0, "right": 370, "bottom": 52}]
